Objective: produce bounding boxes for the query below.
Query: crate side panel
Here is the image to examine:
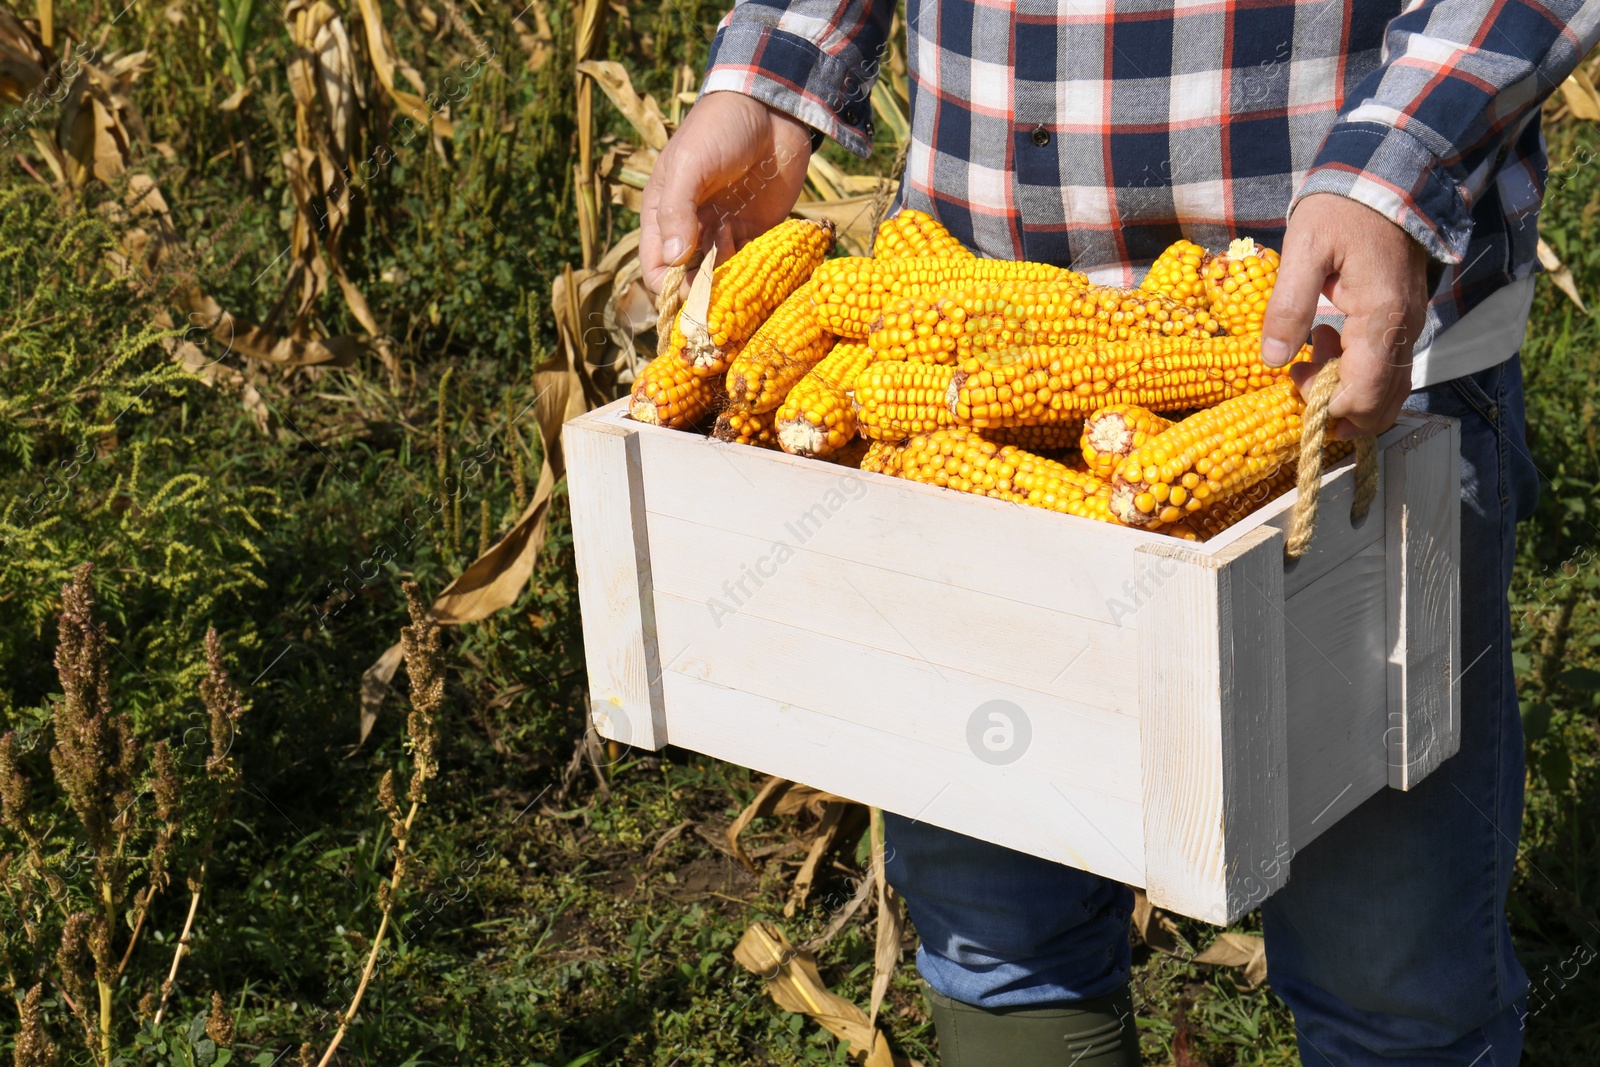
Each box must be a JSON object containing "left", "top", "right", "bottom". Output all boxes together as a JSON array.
[
  {"left": 632, "top": 430, "right": 1146, "bottom": 627},
  {"left": 563, "top": 417, "right": 666, "bottom": 749},
  {"left": 1385, "top": 415, "right": 1461, "bottom": 789},
  {"left": 1283, "top": 541, "right": 1389, "bottom": 851},
  {"left": 661, "top": 670, "right": 1147, "bottom": 887},
  {"left": 652, "top": 590, "right": 1143, "bottom": 802},
  {"left": 1137, "top": 526, "right": 1289, "bottom": 924},
  {"left": 645, "top": 512, "right": 1139, "bottom": 715}
]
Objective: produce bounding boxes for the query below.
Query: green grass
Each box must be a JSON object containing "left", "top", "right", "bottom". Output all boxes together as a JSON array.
[{"left": 1, "top": 3, "right": 1598, "bottom": 1064}]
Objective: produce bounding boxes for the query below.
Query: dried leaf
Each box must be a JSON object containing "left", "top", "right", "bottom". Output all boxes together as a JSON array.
[
  {"left": 0, "top": 6, "right": 52, "bottom": 104},
  {"left": 1562, "top": 69, "right": 1600, "bottom": 123},
  {"left": 357, "top": 642, "right": 407, "bottom": 743},
  {"left": 793, "top": 192, "right": 894, "bottom": 257},
  {"left": 1132, "top": 889, "right": 1183, "bottom": 956},
  {"left": 1538, "top": 237, "right": 1588, "bottom": 312},
  {"left": 512, "top": 3, "right": 555, "bottom": 72},
  {"left": 678, "top": 241, "right": 717, "bottom": 352},
  {"left": 352, "top": 0, "right": 453, "bottom": 137},
  {"left": 868, "top": 808, "right": 902, "bottom": 1030},
  {"left": 785, "top": 802, "right": 867, "bottom": 917},
  {"left": 806, "top": 153, "right": 846, "bottom": 200},
  {"left": 727, "top": 777, "right": 854, "bottom": 872},
  {"left": 802, "top": 864, "right": 876, "bottom": 953},
  {"left": 55, "top": 55, "right": 150, "bottom": 188},
  {"left": 578, "top": 60, "right": 668, "bottom": 151},
  {"left": 1193, "top": 931, "right": 1268, "bottom": 990},
  {"left": 734, "top": 922, "right": 924, "bottom": 1067}
]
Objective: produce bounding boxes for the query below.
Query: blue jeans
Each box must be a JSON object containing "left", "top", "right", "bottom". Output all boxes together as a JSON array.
[{"left": 885, "top": 356, "right": 1539, "bottom": 1064}]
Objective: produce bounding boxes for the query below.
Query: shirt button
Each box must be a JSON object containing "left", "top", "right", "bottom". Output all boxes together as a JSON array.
[{"left": 1031, "top": 126, "right": 1050, "bottom": 147}]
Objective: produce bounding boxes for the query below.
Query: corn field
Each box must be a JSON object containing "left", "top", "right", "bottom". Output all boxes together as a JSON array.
[{"left": 1, "top": 2, "right": 1599, "bottom": 1064}]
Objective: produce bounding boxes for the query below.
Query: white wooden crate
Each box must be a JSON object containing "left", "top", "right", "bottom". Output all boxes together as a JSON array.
[{"left": 563, "top": 399, "right": 1460, "bottom": 924}]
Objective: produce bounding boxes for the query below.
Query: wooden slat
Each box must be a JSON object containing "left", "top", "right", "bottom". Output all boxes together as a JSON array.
[
  {"left": 562, "top": 411, "right": 667, "bottom": 749},
  {"left": 661, "top": 670, "right": 1148, "bottom": 886},
  {"left": 645, "top": 511, "right": 1138, "bottom": 714},
  {"left": 626, "top": 414, "right": 1153, "bottom": 627},
  {"left": 1283, "top": 541, "right": 1389, "bottom": 850},
  {"left": 1136, "top": 525, "right": 1289, "bottom": 924},
  {"left": 652, "top": 589, "right": 1143, "bottom": 802},
  {"left": 1385, "top": 414, "right": 1461, "bottom": 788}
]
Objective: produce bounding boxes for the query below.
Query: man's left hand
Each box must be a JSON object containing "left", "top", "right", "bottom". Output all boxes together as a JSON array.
[{"left": 1260, "top": 192, "right": 1431, "bottom": 439}]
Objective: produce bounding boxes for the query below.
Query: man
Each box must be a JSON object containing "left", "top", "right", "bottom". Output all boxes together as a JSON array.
[{"left": 640, "top": 1, "right": 1598, "bottom": 1062}]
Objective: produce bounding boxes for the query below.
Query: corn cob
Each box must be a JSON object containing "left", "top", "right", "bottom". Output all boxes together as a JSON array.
[
  {"left": 1080, "top": 405, "right": 1174, "bottom": 477},
  {"left": 893, "top": 428, "right": 1114, "bottom": 522},
  {"left": 859, "top": 440, "right": 908, "bottom": 475},
  {"left": 725, "top": 281, "right": 833, "bottom": 412},
  {"left": 867, "top": 297, "right": 968, "bottom": 364},
  {"left": 982, "top": 420, "right": 1087, "bottom": 452},
  {"left": 1139, "top": 239, "right": 1209, "bottom": 309},
  {"left": 812, "top": 256, "right": 1087, "bottom": 338},
  {"left": 665, "top": 218, "right": 836, "bottom": 374},
  {"left": 713, "top": 404, "right": 778, "bottom": 448},
  {"left": 873, "top": 209, "right": 974, "bottom": 260},
  {"left": 951, "top": 334, "right": 1291, "bottom": 428},
  {"left": 1202, "top": 238, "right": 1279, "bottom": 337},
  {"left": 852, "top": 361, "right": 958, "bottom": 440},
  {"left": 630, "top": 355, "right": 724, "bottom": 428},
  {"left": 775, "top": 341, "right": 876, "bottom": 457},
  {"left": 868, "top": 284, "right": 1216, "bottom": 367},
  {"left": 1166, "top": 439, "right": 1354, "bottom": 540},
  {"left": 1108, "top": 378, "right": 1305, "bottom": 528},
  {"left": 957, "top": 284, "right": 1218, "bottom": 348},
  {"left": 822, "top": 437, "right": 874, "bottom": 467}
]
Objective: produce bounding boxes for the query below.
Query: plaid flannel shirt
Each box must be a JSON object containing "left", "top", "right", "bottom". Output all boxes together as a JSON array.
[{"left": 701, "top": 0, "right": 1600, "bottom": 355}]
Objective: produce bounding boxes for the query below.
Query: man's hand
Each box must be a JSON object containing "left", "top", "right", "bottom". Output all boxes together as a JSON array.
[
  {"left": 640, "top": 92, "right": 814, "bottom": 294},
  {"left": 1260, "top": 192, "right": 1431, "bottom": 439}
]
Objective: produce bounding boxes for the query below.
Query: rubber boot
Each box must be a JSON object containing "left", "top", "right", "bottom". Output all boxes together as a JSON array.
[{"left": 925, "top": 982, "right": 1140, "bottom": 1067}]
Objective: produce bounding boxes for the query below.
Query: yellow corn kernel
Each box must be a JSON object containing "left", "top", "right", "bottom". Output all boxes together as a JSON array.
[
  {"left": 867, "top": 296, "right": 970, "bottom": 364},
  {"left": 1202, "top": 238, "right": 1280, "bottom": 337},
  {"left": 873, "top": 209, "right": 974, "bottom": 260},
  {"left": 666, "top": 218, "right": 836, "bottom": 374},
  {"left": 851, "top": 361, "right": 958, "bottom": 440},
  {"left": 725, "top": 281, "right": 834, "bottom": 411},
  {"left": 775, "top": 342, "right": 876, "bottom": 457},
  {"left": 859, "top": 439, "right": 908, "bottom": 475},
  {"left": 866, "top": 283, "right": 1216, "bottom": 368},
  {"left": 1080, "top": 404, "right": 1175, "bottom": 477},
  {"left": 982, "top": 420, "right": 1087, "bottom": 452},
  {"left": 1167, "top": 438, "right": 1355, "bottom": 540},
  {"left": 812, "top": 256, "right": 1087, "bottom": 339},
  {"left": 629, "top": 355, "right": 724, "bottom": 428},
  {"left": 950, "top": 333, "right": 1291, "bottom": 428},
  {"left": 890, "top": 428, "right": 1116, "bottom": 523},
  {"left": 1139, "top": 239, "right": 1209, "bottom": 309},
  {"left": 712, "top": 404, "right": 778, "bottom": 448},
  {"left": 1108, "top": 378, "right": 1306, "bottom": 528}
]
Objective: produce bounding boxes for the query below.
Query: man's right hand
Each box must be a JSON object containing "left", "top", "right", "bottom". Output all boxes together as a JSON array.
[{"left": 640, "top": 91, "right": 814, "bottom": 294}]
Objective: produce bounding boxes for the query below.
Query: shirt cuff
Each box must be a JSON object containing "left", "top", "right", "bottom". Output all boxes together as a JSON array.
[
  {"left": 1293, "top": 120, "right": 1475, "bottom": 265},
  {"left": 701, "top": 22, "right": 877, "bottom": 159}
]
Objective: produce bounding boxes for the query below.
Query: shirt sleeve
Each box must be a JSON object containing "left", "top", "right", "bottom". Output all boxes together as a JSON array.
[
  {"left": 700, "top": 0, "right": 893, "bottom": 159},
  {"left": 1295, "top": 0, "right": 1600, "bottom": 262}
]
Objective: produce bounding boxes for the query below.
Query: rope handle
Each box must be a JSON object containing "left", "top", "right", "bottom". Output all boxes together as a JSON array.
[{"left": 1284, "top": 358, "right": 1380, "bottom": 561}]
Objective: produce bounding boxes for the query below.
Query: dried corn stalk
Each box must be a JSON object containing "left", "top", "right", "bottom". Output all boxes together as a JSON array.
[
  {"left": 352, "top": 0, "right": 453, "bottom": 137},
  {"left": 278, "top": 0, "right": 390, "bottom": 370},
  {"left": 734, "top": 922, "right": 924, "bottom": 1067}
]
